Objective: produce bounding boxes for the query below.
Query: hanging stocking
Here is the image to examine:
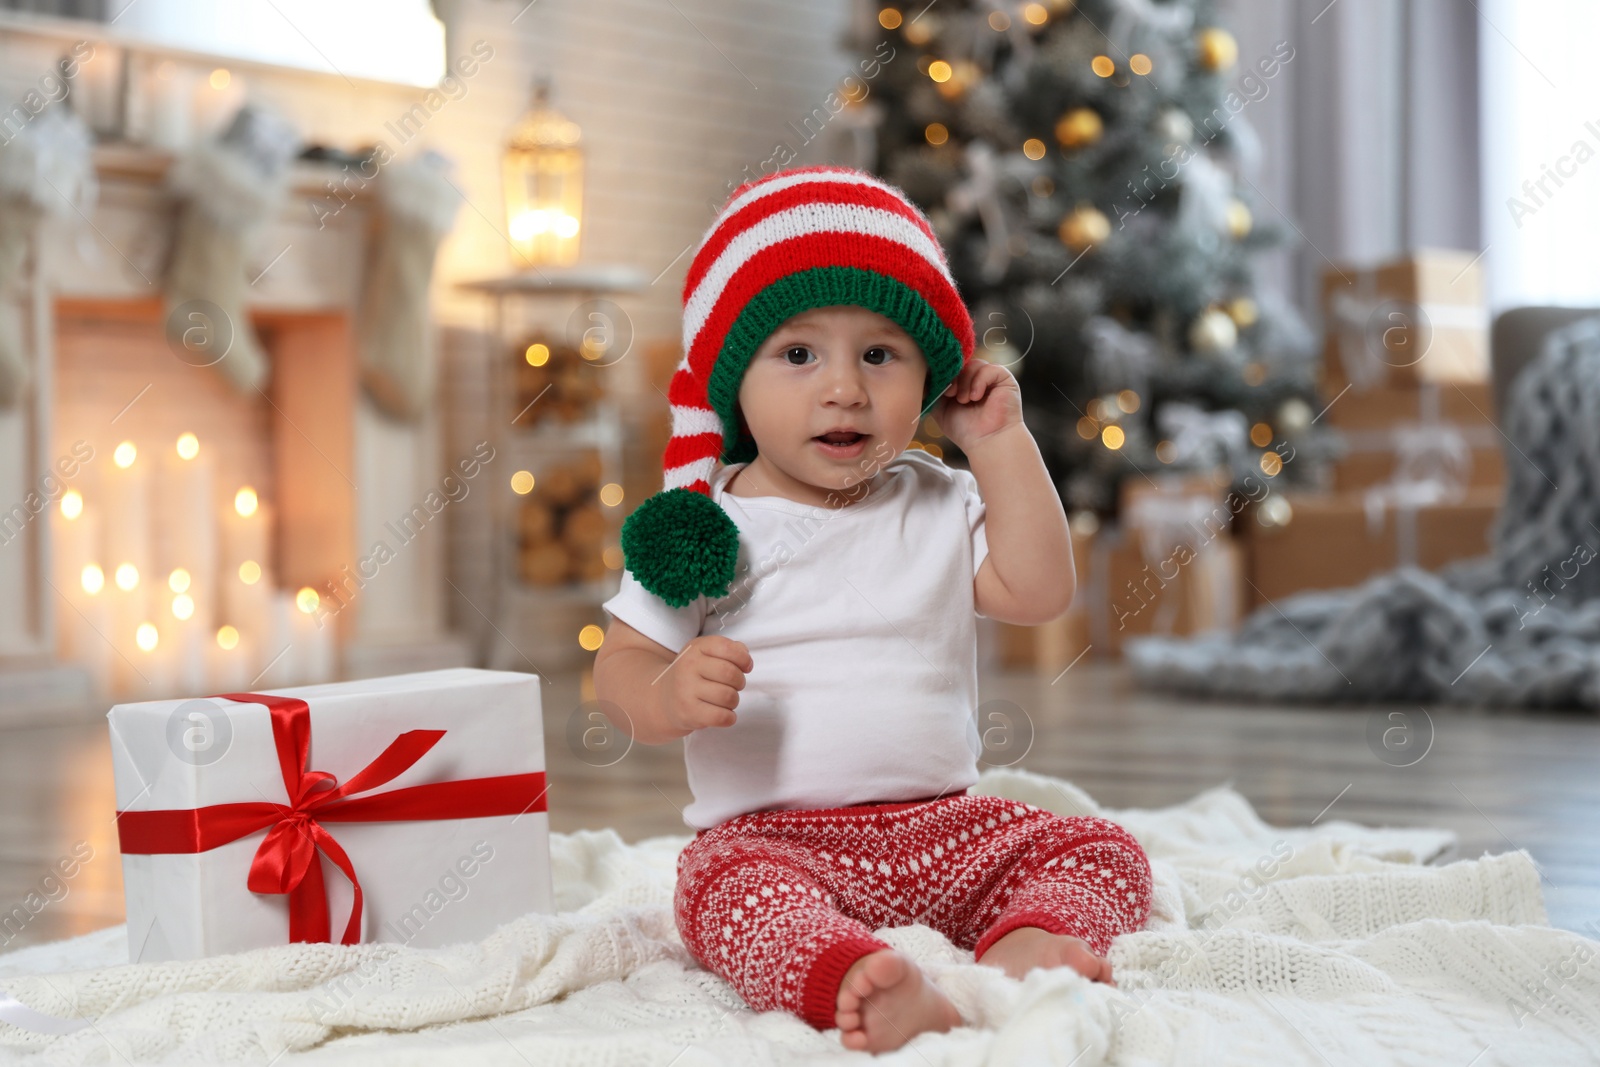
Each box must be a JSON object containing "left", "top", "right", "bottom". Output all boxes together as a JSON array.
[
  {"left": 0, "top": 105, "right": 95, "bottom": 408},
  {"left": 358, "top": 150, "right": 460, "bottom": 420},
  {"left": 163, "top": 104, "right": 299, "bottom": 394}
]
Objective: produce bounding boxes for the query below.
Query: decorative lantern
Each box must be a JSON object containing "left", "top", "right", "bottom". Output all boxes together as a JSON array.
[{"left": 502, "top": 80, "right": 584, "bottom": 267}]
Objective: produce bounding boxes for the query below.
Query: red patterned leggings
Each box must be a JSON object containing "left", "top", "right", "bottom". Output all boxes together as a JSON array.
[{"left": 673, "top": 792, "right": 1154, "bottom": 1030}]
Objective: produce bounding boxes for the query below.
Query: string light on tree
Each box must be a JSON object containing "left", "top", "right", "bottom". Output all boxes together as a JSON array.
[
  {"left": 1227, "top": 297, "right": 1259, "bottom": 327},
  {"left": 1278, "top": 397, "right": 1314, "bottom": 436},
  {"left": 1155, "top": 108, "right": 1193, "bottom": 145},
  {"left": 1257, "top": 493, "right": 1293, "bottom": 527}
]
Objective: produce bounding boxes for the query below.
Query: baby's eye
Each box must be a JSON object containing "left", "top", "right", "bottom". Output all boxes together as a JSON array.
[
  {"left": 782, "top": 346, "right": 815, "bottom": 366},
  {"left": 863, "top": 346, "right": 894, "bottom": 366}
]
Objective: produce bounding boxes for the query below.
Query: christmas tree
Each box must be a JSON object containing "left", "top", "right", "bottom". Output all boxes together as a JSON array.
[{"left": 851, "top": 0, "right": 1334, "bottom": 520}]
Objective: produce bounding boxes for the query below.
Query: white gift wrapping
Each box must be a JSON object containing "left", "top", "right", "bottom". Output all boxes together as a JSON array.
[{"left": 107, "top": 668, "right": 553, "bottom": 964}]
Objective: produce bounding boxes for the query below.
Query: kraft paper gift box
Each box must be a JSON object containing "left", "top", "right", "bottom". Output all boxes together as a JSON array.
[
  {"left": 108, "top": 668, "right": 553, "bottom": 964},
  {"left": 1320, "top": 248, "right": 1490, "bottom": 391},
  {"left": 1241, "top": 489, "right": 1500, "bottom": 607}
]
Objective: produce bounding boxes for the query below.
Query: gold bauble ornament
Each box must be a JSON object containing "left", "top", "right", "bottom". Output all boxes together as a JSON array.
[
  {"left": 1188, "top": 307, "right": 1238, "bottom": 354},
  {"left": 1226, "top": 198, "right": 1253, "bottom": 238},
  {"left": 1058, "top": 203, "right": 1110, "bottom": 252},
  {"left": 1226, "top": 296, "right": 1259, "bottom": 327},
  {"left": 1196, "top": 27, "right": 1238, "bottom": 72},
  {"left": 1054, "top": 107, "right": 1103, "bottom": 150}
]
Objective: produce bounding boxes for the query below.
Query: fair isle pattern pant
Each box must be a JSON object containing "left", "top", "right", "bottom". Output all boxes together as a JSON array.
[{"left": 673, "top": 792, "right": 1154, "bottom": 1031}]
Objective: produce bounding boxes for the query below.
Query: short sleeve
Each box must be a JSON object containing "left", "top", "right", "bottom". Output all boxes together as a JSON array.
[
  {"left": 601, "top": 569, "right": 707, "bottom": 654},
  {"left": 951, "top": 465, "right": 990, "bottom": 618}
]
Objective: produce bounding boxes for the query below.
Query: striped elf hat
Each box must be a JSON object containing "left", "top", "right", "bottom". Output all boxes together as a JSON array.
[{"left": 620, "top": 165, "right": 976, "bottom": 608}]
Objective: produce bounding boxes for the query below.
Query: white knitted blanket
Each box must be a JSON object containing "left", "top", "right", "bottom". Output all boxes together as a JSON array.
[{"left": 2, "top": 768, "right": 1597, "bottom": 1065}]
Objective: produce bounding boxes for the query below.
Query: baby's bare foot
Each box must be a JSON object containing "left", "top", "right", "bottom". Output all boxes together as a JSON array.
[
  {"left": 977, "top": 927, "right": 1117, "bottom": 986},
  {"left": 834, "top": 949, "right": 962, "bottom": 1053}
]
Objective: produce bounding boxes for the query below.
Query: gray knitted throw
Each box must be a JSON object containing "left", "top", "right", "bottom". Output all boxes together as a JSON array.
[{"left": 1127, "top": 314, "right": 1600, "bottom": 710}]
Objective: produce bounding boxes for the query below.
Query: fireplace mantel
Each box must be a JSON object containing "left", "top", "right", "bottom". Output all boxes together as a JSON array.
[{"left": 0, "top": 142, "right": 470, "bottom": 723}]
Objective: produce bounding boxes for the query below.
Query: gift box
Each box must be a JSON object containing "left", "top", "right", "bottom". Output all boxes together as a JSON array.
[
  {"left": 1321, "top": 381, "right": 1496, "bottom": 431},
  {"left": 995, "top": 527, "right": 1093, "bottom": 671},
  {"left": 1004, "top": 478, "right": 1245, "bottom": 660},
  {"left": 1320, "top": 249, "right": 1490, "bottom": 391},
  {"left": 1330, "top": 423, "right": 1505, "bottom": 491},
  {"left": 109, "top": 668, "right": 553, "bottom": 963},
  {"left": 1242, "top": 489, "right": 1500, "bottom": 607},
  {"left": 1088, "top": 522, "right": 1245, "bottom": 653}
]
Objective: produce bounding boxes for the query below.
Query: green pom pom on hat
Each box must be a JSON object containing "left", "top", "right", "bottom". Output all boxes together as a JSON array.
[{"left": 619, "top": 488, "right": 740, "bottom": 609}]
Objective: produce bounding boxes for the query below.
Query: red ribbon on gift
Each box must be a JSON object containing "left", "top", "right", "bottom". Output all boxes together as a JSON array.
[{"left": 114, "top": 692, "right": 548, "bottom": 946}]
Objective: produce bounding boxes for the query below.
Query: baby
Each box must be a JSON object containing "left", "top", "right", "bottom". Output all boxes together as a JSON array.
[{"left": 595, "top": 166, "right": 1152, "bottom": 1052}]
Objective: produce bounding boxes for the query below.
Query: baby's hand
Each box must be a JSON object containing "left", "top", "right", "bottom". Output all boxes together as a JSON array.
[
  {"left": 935, "top": 359, "right": 1023, "bottom": 453},
  {"left": 660, "top": 635, "right": 751, "bottom": 736}
]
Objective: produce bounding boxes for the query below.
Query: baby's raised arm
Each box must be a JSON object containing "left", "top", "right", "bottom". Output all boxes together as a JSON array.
[{"left": 593, "top": 619, "right": 752, "bottom": 745}]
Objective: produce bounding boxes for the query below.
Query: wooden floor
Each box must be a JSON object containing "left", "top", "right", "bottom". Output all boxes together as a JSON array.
[{"left": 2, "top": 662, "right": 1596, "bottom": 958}]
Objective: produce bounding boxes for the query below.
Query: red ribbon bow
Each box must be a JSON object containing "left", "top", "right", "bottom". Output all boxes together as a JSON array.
[{"left": 115, "top": 692, "right": 548, "bottom": 945}]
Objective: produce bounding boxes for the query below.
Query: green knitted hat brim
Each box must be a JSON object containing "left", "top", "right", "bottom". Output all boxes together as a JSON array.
[{"left": 706, "top": 267, "right": 966, "bottom": 465}]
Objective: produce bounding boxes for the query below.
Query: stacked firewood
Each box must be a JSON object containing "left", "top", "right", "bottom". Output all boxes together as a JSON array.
[
  {"left": 513, "top": 339, "right": 605, "bottom": 426},
  {"left": 517, "top": 451, "right": 611, "bottom": 585}
]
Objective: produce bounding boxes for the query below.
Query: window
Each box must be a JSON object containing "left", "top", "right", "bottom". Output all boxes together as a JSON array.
[{"left": 1479, "top": 0, "right": 1600, "bottom": 311}]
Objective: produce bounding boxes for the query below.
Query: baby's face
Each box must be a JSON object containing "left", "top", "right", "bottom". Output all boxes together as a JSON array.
[{"left": 736, "top": 305, "right": 927, "bottom": 498}]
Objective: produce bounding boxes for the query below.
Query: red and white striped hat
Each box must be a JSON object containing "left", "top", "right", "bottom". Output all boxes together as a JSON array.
[{"left": 619, "top": 165, "right": 976, "bottom": 608}]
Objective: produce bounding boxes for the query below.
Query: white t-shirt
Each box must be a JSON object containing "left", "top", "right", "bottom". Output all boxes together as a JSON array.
[{"left": 601, "top": 449, "right": 990, "bottom": 829}]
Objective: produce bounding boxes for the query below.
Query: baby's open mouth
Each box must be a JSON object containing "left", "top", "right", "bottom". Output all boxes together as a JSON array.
[{"left": 814, "top": 431, "right": 867, "bottom": 445}]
